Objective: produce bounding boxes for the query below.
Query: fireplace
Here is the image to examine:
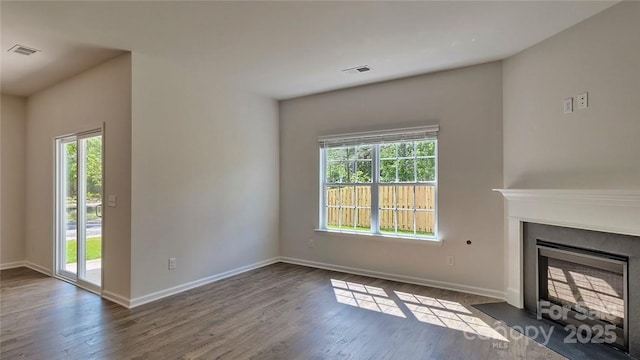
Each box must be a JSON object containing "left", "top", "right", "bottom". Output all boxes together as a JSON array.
[
  {"left": 536, "top": 240, "right": 628, "bottom": 351},
  {"left": 495, "top": 188, "right": 640, "bottom": 357}
]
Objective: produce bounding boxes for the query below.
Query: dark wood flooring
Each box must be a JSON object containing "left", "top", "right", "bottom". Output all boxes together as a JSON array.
[{"left": 1, "top": 263, "right": 564, "bottom": 359}]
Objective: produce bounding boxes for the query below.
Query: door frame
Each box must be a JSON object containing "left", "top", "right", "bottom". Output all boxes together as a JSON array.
[{"left": 53, "top": 124, "right": 105, "bottom": 295}]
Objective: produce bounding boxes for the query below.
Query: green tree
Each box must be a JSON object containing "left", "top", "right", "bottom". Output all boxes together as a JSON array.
[
  {"left": 65, "top": 138, "right": 102, "bottom": 201},
  {"left": 327, "top": 141, "right": 435, "bottom": 184},
  {"left": 326, "top": 145, "right": 372, "bottom": 183},
  {"left": 65, "top": 143, "right": 78, "bottom": 197},
  {"left": 85, "top": 137, "right": 102, "bottom": 197},
  {"left": 380, "top": 141, "right": 435, "bottom": 182}
]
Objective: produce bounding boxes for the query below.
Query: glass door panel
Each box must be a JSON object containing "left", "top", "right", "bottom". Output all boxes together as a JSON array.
[
  {"left": 56, "top": 130, "right": 103, "bottom": 293},
  {"left": 80, "top": 135, "right": 102, "bottom": 287},
  {"left": 61, "top": 139, "right": 78, "bottom": 276}
]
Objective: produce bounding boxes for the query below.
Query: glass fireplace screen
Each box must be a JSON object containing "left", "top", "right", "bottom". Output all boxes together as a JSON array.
[{"left": 537, "top": 240, "right": 628, "bottom": 351}]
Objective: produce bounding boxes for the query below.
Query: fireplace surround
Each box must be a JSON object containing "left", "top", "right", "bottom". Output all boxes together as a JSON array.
[{"left": 495, "top": 189, "right": 640, "bottom": 356}]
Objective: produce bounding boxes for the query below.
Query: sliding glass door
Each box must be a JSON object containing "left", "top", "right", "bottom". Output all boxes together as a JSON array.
[{"left": 56, "top": 130, "right": 103, "bottom": 292}]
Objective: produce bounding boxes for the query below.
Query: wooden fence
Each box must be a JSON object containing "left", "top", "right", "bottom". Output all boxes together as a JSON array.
[{"left": 327, "top": 185, "right": 435, "bottom": 233}]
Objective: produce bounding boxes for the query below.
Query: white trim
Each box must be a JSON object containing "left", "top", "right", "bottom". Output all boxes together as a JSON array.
[
  {"left": 320, "top": 140, "right": 439, "bottom": 240},
  {"left": 314, "top": 228, "right": 442, "bottom": 246},
  {"left": 102, "top": 290, "right": 131, "bottom": 308},
  {"left": 0, "top": 261, "right": 53, "bottom": 276},
  {"left": 0, "top": 261, "right": 26, "bottom": 270},
  {"left": 280, "top": 256, "right": 506, "bottom": 300},
  {"left": 24, "top": 261, "right": 53, "bottom": 276},
  {"left": 494, "top": 189, "right": 640, "bottom": 207},
  {"left": 54, "top": 127, "right": 105, "bottom": 291},
  {"left": 494, "top": 188, "right": 640, "bottom": 309},
  {"left": 318, "top": 125, "right": 439, "bottom": 144},
  {"left": 7, "top": 258, "right": 506, "bottom": 308},
  {"left": 129, "top": 257, "right": 280, "bottom": 308}
]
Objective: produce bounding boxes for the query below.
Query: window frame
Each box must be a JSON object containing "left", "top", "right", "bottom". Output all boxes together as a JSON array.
[{"left": 319, "top": 129, "right": 438, "bottom": 241}]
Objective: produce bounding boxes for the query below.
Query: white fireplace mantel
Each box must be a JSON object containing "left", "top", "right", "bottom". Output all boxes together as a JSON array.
[{"left": 494, "top": 188, "right": 640, "bottom": 308}]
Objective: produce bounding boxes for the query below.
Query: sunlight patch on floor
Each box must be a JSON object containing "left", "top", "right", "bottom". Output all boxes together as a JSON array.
[
  {"left": 395, "top": 290, "right": 508, "bottom": 341},
  {"left": 330, "top": 279, "right": 509, "bottom": 342},
  {"left": 331, "top": 279, "right": 388, "bottom": 297},
  {"left": 333, "top": 287, "right": 406, "bottom": 318}
]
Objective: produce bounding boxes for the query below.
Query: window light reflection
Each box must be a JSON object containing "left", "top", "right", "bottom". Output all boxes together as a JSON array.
[{"left": 330, "top": 279, "right": 509, "bottom": 342}]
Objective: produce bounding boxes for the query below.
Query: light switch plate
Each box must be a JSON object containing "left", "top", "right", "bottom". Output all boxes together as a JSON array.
[
  {"left": 563, "top": 98, "right": 573, "bottom": 114},
  {"left": 107, "top": 195, "right": 117, "bottom": 207}
]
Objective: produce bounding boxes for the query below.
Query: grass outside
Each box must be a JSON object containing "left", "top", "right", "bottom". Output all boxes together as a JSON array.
[
  {"left": 327, "top": 224, "right": 434, "bottom": 237},
  {"left": 66, "top": 237, "right": 101, "bottom": 264},
  {"left": 380, "top": 229, "right": 435, "bottom": 237},
  {"left": 327, "top": 224, "right": 371, "bottom": 232}
]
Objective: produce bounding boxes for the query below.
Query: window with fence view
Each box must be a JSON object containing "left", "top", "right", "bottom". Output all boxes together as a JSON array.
[{"left": 320, "top": 126, "right": 438, "bottom": 240}]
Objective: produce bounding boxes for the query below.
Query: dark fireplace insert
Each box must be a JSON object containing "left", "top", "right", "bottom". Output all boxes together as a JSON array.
[{"left": 536, "top": 240, "right": 628, "bottom": 352}]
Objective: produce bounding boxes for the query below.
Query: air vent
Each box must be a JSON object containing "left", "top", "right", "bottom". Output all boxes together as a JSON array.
[
  {"left": 8, "top": 44, "right": 40, "bottom": 56},
  {"left": 342, "top": 65, "right": 372, "bottom": 75}
]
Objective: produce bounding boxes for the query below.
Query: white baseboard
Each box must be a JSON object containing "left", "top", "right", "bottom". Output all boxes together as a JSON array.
[
  {"left": 1, "top": 261, "right": 131, "bottom": 308},
  {"left": 102, "top": 290, "right": 131, "bottom": 308},
  {"left": 4, "top": 256, "right": 505, "bottom": 307},
  {"left": 129, "top": 257, "right": 280, "bottom": 308},
  {"left": 1, "top": 260, "right": 52, "bottom": 276},
  {"left": 24, "top": 261, "right": 53, "bottom": 276},
  {"left": 0, "top": 261, "right": 26, "bottom": 270},
  {"left": 1, "top": 260, "right": 52, "bottom": 277},
  {"left": 280, "top": 257, "right": 507, "bottom": 300},
  {"left": 506, "top": 287, "right": 523, "bottom": 309}
]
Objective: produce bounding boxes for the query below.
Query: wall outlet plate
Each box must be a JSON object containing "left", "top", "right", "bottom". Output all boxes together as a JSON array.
[
  {"left": 447, "top": 255, "right": 455, "bottom": 266},
  {"left": 577, "top": 92, "right": 588, "bottom": 110},
  {"left": 563, "top": 98, "right": 573, "bottom": 114},
  {"left": 168, "top": 257, "right": 176, "bottom": 270}
]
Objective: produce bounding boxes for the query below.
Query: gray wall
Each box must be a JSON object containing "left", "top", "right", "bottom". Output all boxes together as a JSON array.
[
  {"left": 130, "top": 54, "right": 280, "bottom": 300},
  {"left": 503, "top": 1, "right": 640, "bottom": 189},
  {"left": 26, "top": 53, "right": 132, "bottom": 299},
  {"left": 1, "top": 94, "right": 27, "bottom": 265},
  {"left": 280, "top": 61, "right": 504, "bottom": 295}
]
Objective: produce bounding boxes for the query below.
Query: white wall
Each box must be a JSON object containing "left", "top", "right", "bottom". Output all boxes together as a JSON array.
[
  {"left": 25, "top": 53, "right": 132, "bottom": 299},
  {"left": 503, "top": 1, "right": 640, "bottom": 189},
  {"left": 130, "top": 54, "right": 279, "bottom": 300},
  {"left": 1, "top": 94, "right": 27, "bottom": 266},
  {"left": 280, "top": 62, "right": 504, "bottom": 296}
]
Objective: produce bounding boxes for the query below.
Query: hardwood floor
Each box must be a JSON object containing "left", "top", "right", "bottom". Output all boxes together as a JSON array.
[{"left": 1, "top": 263, "right": 564, "bottom": 360}]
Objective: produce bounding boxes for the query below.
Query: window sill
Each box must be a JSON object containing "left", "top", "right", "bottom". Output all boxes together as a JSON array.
[{"left": 313, "top": 228, "right": 442, "bottom": 246}]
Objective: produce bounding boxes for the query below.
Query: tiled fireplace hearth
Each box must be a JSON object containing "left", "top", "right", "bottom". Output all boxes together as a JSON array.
[{"left": 495, "top": 189, "right": 640, "bottom": 356}]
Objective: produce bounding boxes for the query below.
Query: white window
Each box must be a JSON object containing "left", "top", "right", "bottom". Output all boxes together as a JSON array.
[{"left": 319, "top": 126, "right": 438, "bottom": 240}]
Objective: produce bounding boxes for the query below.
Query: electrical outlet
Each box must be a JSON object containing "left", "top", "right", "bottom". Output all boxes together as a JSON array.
[
  {"left": 308, "top": 239, "right": 314, "bottom": 248},
  {"left": 577, "top": 92, "right": 588, "bottom": 110},
  {"left": 168, "top": 258, "right": 176, "bottom": 270},
  {"left": 447, "top": 256, "right": 455, "bottom": 266},
  {"left": 563, "top": 98, "right": 573, "bottom": 114}
]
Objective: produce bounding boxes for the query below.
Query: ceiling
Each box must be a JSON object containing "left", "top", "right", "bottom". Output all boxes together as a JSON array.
[{"left": 1, "top": 1, "right": 617, "bottom": 99}]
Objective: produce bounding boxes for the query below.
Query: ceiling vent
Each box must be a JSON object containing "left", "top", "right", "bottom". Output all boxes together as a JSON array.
[
  {"left": 8, "top": 44, "right": 40, "bottom": 56},
  {"left": 342, "top": 65, "right": 372, "bottom": 75}
]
